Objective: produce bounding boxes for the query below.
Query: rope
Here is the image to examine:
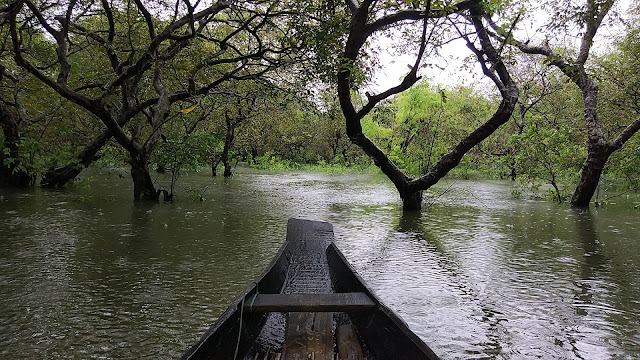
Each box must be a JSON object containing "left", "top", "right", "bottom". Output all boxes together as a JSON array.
[
  {"left": 248, "top": 291, "right": 259, "bottom": 312},
  {"left": 233, "top": 282, "right": 259, "bottom": 360}
]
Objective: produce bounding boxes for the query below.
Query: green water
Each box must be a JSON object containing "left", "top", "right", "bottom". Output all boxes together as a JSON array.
[{"left": 1, "top": 168, "right": 638, "bottom": 359}]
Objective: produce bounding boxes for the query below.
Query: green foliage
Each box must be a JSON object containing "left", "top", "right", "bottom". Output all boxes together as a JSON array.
[
  {"left": 1, "top": 0, "right": 638, "bottom": 205},
  {"left": 360, "top": 82, "right": 497, "bottom": 177},
  {"left": 248, "top": 151, "right": 376, "bottom": 174},
  {"left": 249, "top": 152, "right": 298, "bottom": 171},
  {"left": 508, "top": 118, "right": 583, "bottom": 202},
  {"left": 155, "top": 132, "right": 218, "bottom": 173},
  {"left": 594, "top": 21, "right": 640, "bottom": 193}
]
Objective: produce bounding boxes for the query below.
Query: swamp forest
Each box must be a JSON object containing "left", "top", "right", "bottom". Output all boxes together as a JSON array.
[{"left": 1, "top": 0, "right": 639, "bottom": 359}]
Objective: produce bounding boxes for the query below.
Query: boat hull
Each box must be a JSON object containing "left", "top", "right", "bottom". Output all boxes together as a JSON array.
[{"left": 182, "top": 218, "right": 440, "bottom": 359}]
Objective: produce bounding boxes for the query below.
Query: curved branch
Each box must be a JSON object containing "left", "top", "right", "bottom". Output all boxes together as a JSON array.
[
  {"left": 577, "top": 0, "right": 614, "bottom": 65},
  {"left": 356, "top": 11, "right": 430, "bottom": 118},
  {"left": 107, "top": 1, "right": 232, "bottom": 91},
  {"left": 365, "top": 0, "right": 479, "bottom": 37},
  {"left": 133, "top": 0, "right": 156, "bottom": 40},
  {"left": 611, "top": 116, "right": 640, "bottom": 150}
]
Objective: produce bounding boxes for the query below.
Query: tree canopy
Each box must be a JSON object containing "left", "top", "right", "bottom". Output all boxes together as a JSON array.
[{"left": 1, "top": 0, "right": 638, "bottom": 209}]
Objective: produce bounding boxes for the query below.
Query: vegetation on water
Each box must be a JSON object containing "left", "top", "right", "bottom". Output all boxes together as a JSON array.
[{"left": 1, "top": 0, "right": 638, "bottom": 210}]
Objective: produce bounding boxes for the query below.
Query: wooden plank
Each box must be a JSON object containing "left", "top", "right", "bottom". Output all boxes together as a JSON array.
[
  {"left": 283, "top": 312, "right": 333, "bottom": 360},
  {"left": 336, "top": 325, "right": 364, "bottom": 360},
  {"left": 313, "top": 312, "right": 333, "bottom": 359},
  {"left": 244, "top": 293, "right": 375, "bottom": 313}
]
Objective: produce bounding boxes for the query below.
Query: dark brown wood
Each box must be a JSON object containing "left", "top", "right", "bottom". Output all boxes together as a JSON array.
[
  {"left": 336, "top": 325, "right": 364, "bottom": 360},
  {"left": 182, "top": 219, "right": 441, "bottom": 360},
  {"left": 244, "top": 293, "right": 375, "bottom": 313}
]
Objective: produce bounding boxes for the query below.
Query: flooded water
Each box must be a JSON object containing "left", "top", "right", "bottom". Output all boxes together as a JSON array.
[{"left": 0, "top": 167, "right": 638, "bottom": 359}]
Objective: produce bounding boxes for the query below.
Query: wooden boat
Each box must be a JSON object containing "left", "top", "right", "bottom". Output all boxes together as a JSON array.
[{"left": 182, "top": 218, "right": 440, "bottom": 360}]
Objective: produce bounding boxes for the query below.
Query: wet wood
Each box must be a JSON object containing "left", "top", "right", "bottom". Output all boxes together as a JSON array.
[
  {"left": 336, "top": 325, "right": 363, "bottom": 360},
  {"left": 183, "top": 219, "right": 441, "bottom": 360},
  {"left": 244, "top": 293, "right": 375, "bottom": 313},
  {"left": 283, "top": 312, "right": 333, "bottom": 360}
]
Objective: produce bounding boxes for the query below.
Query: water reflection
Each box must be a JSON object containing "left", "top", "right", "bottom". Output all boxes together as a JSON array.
[
  {"left": 574, "top": 209, "right": 607, "bottom": 316},
  {"left": 1, "top": 169, "right": 639, "bottom": 359},
  {"left": 569, "top": 208, "right": 640, "bottom": 358},
  {"left": 396, "top": 210, "right": 506, "bottom": 358}
]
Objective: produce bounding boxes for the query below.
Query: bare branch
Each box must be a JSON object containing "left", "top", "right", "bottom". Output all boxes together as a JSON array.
[
  {"left": 577, "top": 0, "right": 614, "bottom": 65},
  {"left": 611, "top": 116, "right": 640, "bottom": 149},
  {"left": 133, "top": 0, "right": 156, "bottom": 40}
]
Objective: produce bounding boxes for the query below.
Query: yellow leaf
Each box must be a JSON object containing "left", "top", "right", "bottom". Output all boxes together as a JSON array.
[{"left": 181, "top": 104, "right": 197, "bottom": 114}]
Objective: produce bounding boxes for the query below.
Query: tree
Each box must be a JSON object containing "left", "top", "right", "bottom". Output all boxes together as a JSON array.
[
  {"left": 7, "top": 0, "right": 308, "bottom": 200},
  {"left": 595, "top": 20, "right": 640, "bottom": 193},
  {"left": 337, "top": 0, "right": 519, "bottom": 210},
  {"left": 0, "top": 61, "right": 81, "bottom": 188},
  {"left": 511, "top": 118, "right": 584, "bottom": 202},
  {"left": 491, "top": 0, "right": 640, "bottom": 206},
  {"left": 211, "top": 83, "right": 274, "bottom": 178}
]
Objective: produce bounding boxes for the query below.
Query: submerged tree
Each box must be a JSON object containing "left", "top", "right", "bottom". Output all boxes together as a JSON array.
[
  {"left": 491, "top": 0, "right": 640, "bottom": 206},
  {"left": 595, "top": 17, "right": 640, "bottom": 194},
  {"left": 6, "top": 0, "right": 308, "bottom": 200},
  {"left": 337, "top": 0, "right": 519, "bottom": 210}
]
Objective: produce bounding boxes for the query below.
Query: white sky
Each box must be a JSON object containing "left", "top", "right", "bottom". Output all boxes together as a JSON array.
[{"left": 366, "top": 0, "right": 634, "bottom": 94}]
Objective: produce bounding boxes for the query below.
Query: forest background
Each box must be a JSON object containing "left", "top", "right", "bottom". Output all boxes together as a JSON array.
[{"left": 1, "top": 0, "right": 638, "bottom": 209}]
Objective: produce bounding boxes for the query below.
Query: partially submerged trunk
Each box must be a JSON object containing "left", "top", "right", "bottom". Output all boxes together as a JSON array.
[
  {"left": 211, "top": 153, "right": 221, "bottom": 177},
  {"left": 130, "top": 153, "right": 159, "bottom": 201},
  {"left": 570, "top": 140, "right": 615, "bottom": 206},
  {"left": 337, "top": 2, "right": 517, "bottom": 211},
  {"left": 41, "top": 130, "right": 112, "bottom": 188},
  {"left": 400, "top": 189, "right": 423, "bottom": 211},
  {"left": 567, "top": 79, "right": 633, "bottom": 207},
  {"left": 569, "top": 81, "right": 608, "bottom": 207},
  {"left": 222, "top": 113, "right": 236, "bottom": 177}
]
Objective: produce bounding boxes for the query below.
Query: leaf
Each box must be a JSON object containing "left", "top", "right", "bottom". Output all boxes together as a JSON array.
[{"left": 180, "top": 104, "right": 197, "bottom": 114}]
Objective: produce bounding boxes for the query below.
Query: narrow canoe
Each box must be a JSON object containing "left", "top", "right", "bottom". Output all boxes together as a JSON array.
[{"left": 182, "top": 218, "right": 440, "bottom": 360}]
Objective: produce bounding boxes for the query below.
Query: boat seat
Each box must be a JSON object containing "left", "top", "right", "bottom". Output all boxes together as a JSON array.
[{"left": 243, "top": 292, "right": 376, "bottom": 312}]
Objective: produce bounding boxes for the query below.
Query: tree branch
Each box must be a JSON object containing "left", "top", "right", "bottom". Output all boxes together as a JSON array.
[
  {"left": 106, "top": 1, "right": 232, "bottom": 92},
  {"left": 577, "top": 0, "right": 614, "bottom": 65},
  {"left": 611, "top": 116, "right": 640, "bottom": 150},
  {"left": 365, "top": 0, "right": 480, "bottom": 38}
]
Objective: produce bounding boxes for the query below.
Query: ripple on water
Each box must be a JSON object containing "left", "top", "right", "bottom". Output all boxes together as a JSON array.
[{"left": 1, "top": 171, "right": 639, "bottom": 359}]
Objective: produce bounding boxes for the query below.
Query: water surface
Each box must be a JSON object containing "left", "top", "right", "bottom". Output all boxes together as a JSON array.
[{"left": 1, "top": 168, "right": 638, "bottom": 359}]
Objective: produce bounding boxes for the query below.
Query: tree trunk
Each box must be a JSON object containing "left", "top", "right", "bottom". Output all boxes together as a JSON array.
[
  {"left": 570, "top": 142, "right": 613, "bottom": 206},
  {"left": 130, "top": 153, "right": 158, "bottom": 201},
  {"left": 222, "top": 115, "right": 236, "bottom": 178},
  {"left": 401, "top": 189, "right": 423, "bottom": 211},
  {"left": 211, "top": 153, "right": 220, "bottom": 177},
  {"left": 569, "top": 80, "right": 613, "bottom": 207},
  {"left": 0, "top": 100, "right": 33, "bottom": 187},
  {"left": 40, "top": 130, "right": 112, "bottom": 188}
]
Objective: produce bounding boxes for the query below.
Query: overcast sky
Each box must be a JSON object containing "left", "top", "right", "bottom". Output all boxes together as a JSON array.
[{"left": 365, "top": 0, "right": 634, "bottom": 94}]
